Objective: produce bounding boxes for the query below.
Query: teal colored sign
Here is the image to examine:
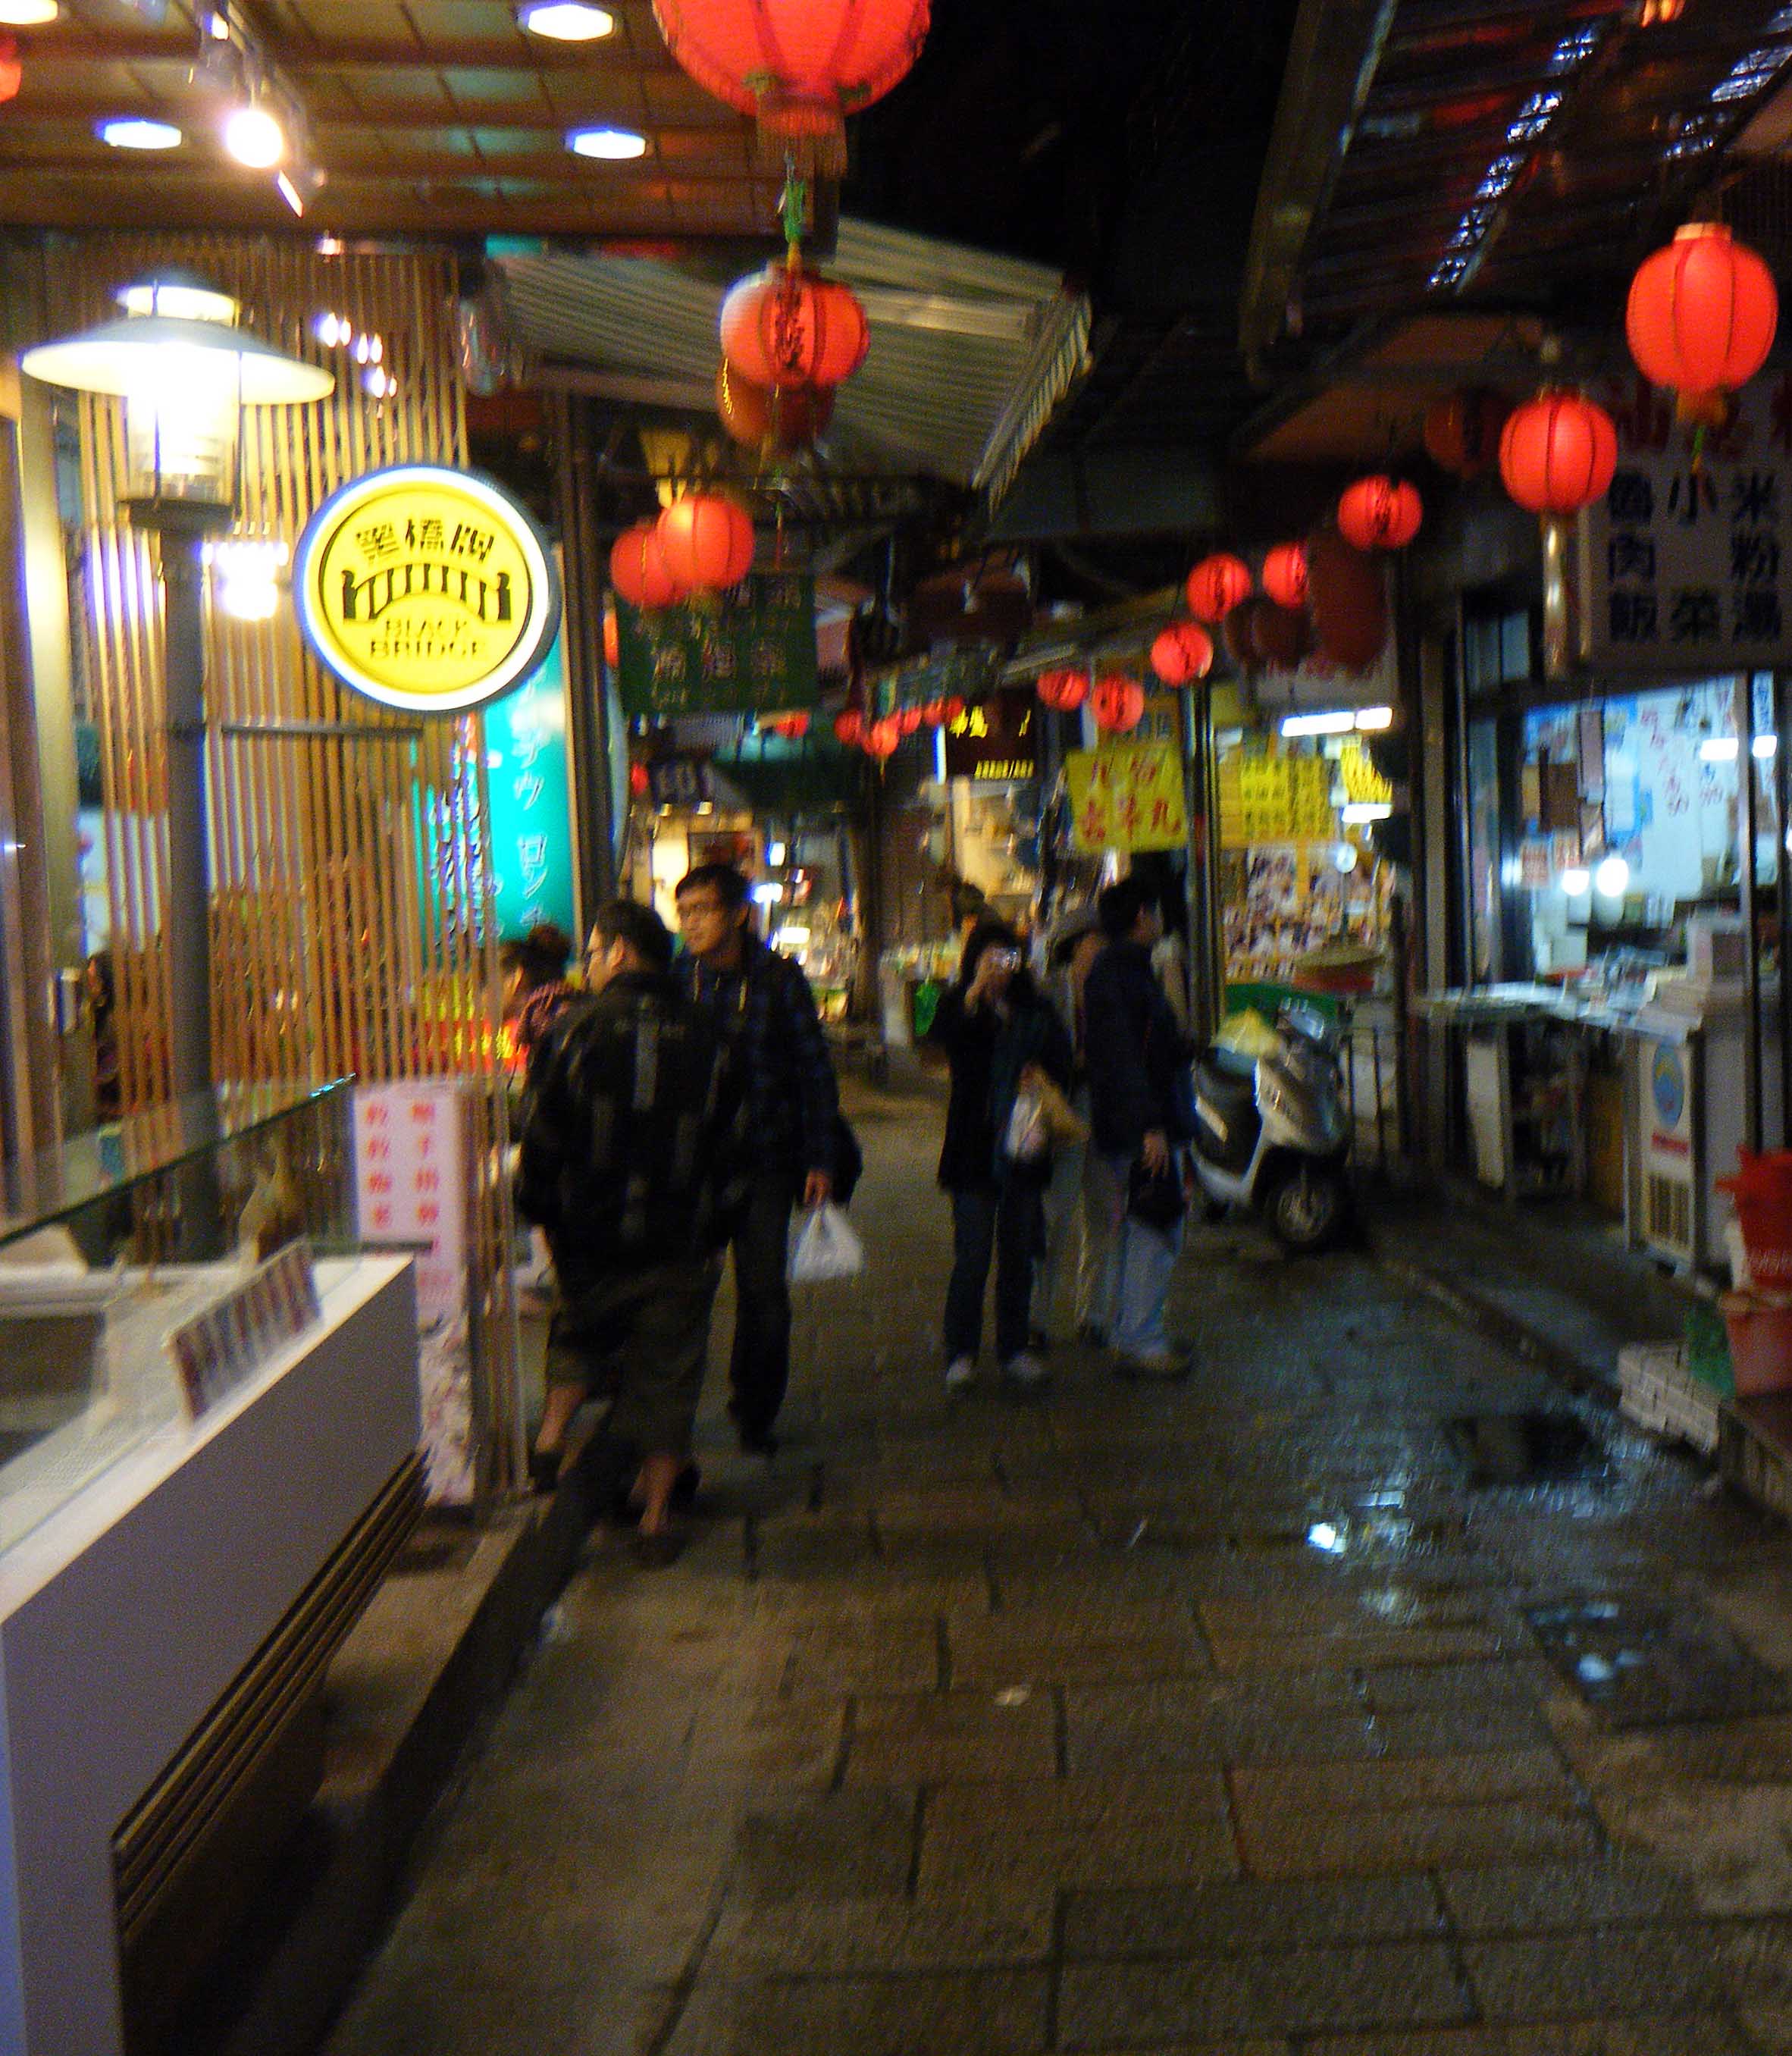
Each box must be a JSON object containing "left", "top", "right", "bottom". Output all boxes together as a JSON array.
[
  {"left": 616, "top": 571, "right": 816, "bottom": 719},
  {"left": 484, "top": 635, "right": 577, "bottom": 942}
]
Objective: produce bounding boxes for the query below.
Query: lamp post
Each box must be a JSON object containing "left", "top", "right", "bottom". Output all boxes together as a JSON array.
[{"left": 21, "top": 271, "right": 333, "bottom": 1102}]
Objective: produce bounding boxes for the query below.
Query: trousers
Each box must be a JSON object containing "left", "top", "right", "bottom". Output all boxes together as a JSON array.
[
  {"left": 727, "top": 1171, "right": 798, "bottom": 1435},
  {"left": 945, "top": 1180, "right": 1045, "bottom": 1364},
  {"left": 544, "top": 1255, "right": 722, "bottom": 1456}
]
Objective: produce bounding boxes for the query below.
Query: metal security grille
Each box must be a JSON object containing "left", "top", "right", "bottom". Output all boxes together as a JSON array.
[{"left": 1646, "top": 1172, "right": 1693, "bottom": 1255}]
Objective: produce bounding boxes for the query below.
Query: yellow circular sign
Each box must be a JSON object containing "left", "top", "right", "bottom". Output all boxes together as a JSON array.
[{"left": 294, "top": 465, "right": 559, "bottom": 713}]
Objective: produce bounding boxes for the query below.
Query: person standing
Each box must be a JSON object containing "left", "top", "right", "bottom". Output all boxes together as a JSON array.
[
  {"left": 675, "top": 861, "right": 841, "bottom": 1455},
  {"left": 1083, "top": 877, "right": 1194, "bottom": 1379},
  {"left": 1032, "top": 907, "right": 1112, "bottom": 1346},
  {"left": 500, "top": 923, "right": 578, "bottom": 1066},
  {"left": 517, "top": 900, "right": 746, "bottom": 1556},
  {"left": 927, "top": 920, "right": 1073, "bottom": 1390}
]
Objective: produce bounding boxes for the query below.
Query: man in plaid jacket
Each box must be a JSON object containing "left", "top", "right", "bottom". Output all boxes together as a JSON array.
[{"left": 675, "top": 861, "right": 840, "bottom": 1454}]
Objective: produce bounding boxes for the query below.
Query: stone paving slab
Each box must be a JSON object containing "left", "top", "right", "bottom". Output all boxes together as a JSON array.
[
  {"left": 1233, "top": 1797, "right": 1604, "bottom": 1879},
  {"left": 662, "top": 1968, "right": 1051, "bottom": 2056},
  {"left": 730, "top": 1788, "right": 918, "bottom": 1904},
  {"left": 1230, "top": 1747, "right": 1579, "bottom": 1813},
  {"left": 1463, "top": 1923, "right": 1732, "bottom": 2018},
  {"left": 1434, "top": 1857, "right": 1687, "bottom": 1934},
  {"left": 1299, "top": 2017, "right": 1749, "bottom": 2054},
  {"left": 1061, "top": 1876, "right": 1446, "bottom": 1958},
  {"left": 948, "top": 1613, "right": 1213, "bottom": 1688},
  {"left": 703, "top": 1889, "right": 1054, "bottom": 1976},
  {"left": 843, "top": 1686, "right": 1060, "bottom": 1784}
]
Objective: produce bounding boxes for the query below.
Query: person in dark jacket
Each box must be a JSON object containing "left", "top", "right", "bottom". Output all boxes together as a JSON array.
[
  {"left": 675, "top": 862, "right": 841, "bottom": 1455},
  {"left": 927, "top": 919, "right": 1073, "bottom": 1391},
  {"left": 1082, "top": 877, "right": 1193, "bottom": 1379},
  {"left": 517, "top": 900, "right": 747, "bottom": 1555}
]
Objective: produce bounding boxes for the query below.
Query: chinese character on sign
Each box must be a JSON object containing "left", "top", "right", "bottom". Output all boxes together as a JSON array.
[
  {"left": 1668, "top": 588, "right": 1722, "bottom": 642},
  {"left": 356, "top": 521, "right": 401, "bottom": 563},
  {"left": 405, "top": 516, "right": 445, "bottom": 551}
]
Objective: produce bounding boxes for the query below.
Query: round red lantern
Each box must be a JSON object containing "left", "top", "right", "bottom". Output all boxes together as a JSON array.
[
  {"left": 609, "top": 519, "right": 685, "bottom": 610},
  {"left": 1149, "top": 622, "right": 1214, "bottom": 686},
  {"left": 1036, "top": 667, "right": 1089, "bottom": 712},
  {"left": 656, "top": 492, "right": 755, "bottom": 593},
  {"left": 898, "top": 705, "right": 923, "bottom": 735},
  {"left": 602, "top": 605, "right": 620, "bottom": 669},
  {"left": 628, "top": 761, "right": 650, "bottom": 797},
  {"left": 922, "top": 699, "right": 949, "bottom": 726},
  {"left": 716, "top": 360, "right": 836, "bottom": 450},
  {"left": 941, "top": 695, "right": 966, "bottom": 722},
  {"left": 1092, "top": 674, "right": 1145, "bottom": 734},
  {"left": 1627, "top": 222, "right": 1778, "bottom": 398},
  {"left": 1424, "top": 387, "right": 1508, "bottom": 480},
  {"left": 865, "top": 716, "right": 902, "bottom": 759},
  {"left": 1261, "top": 543, "right": 1308, "bottom": 611},
  {"left": 1338, "top": 475, "right": 1423, "bottom": 552},
  {"left": 1305, "top": 531, "right": 1387, "bottom": 672},
  {"left": 1186, "top": 553, "right": 1253, "bottom": 624},
  {"left": 1498, "top": 390, "right": 1618, "bottom": 515},
  {"left": 834, "top": 707, "right": 866, "bottom": 746},
  {"left": 720, "top": 262, "right": 869, "bottom": 392},
  {"left": 651, "top": 0, "right": 928, "bottom": 175}
]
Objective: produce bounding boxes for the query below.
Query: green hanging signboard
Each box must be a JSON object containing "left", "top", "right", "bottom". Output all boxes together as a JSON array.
[
  {"left": 615, "top": 570, "right": 816, "bottom": 719},
  {"left": 484, "top": 634, "right": 578, "bottom": 942}
]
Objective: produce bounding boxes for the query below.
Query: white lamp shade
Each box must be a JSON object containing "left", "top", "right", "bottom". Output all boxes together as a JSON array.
[{"left": 20, "top": 316, "right": 334, "bottom": 406}]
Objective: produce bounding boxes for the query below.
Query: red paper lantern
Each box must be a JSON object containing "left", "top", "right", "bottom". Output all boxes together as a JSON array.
[
  {"left": 898, "top": 705, "right": 923, "bottom": 734},
  {"left": 1036, "top": 667, "right": 1089, "bottom": 712},
  {"left": 720, "top": 262, "right": 869, "bottom": 392},
  {"left": 609, "top": 519, "right": 685, "bottom": 610},
  {"left": 834, "top": 708, "right": 866, "bottom": 746},
  {"left": 628, "top": 761, "right": 650, "bottom": 796},
  {"left": 921, "top": 699, "right": 949, "bottom": 726},
  {"left": 941, "top": 695, "right": 966, "bottom": 722},
  {"left": 1092, "top": 673, "right": 1145, "bottom": 733},
  {"left": 1338, "top": 476, "right": 1423, "bottom": 552},
  {"left": 1424, "top": 387, "right": 1508, "bottom": 480},
  {"left": 1149, "top": 622, "right": 1214, "bottom": 686},
  {"left": 865, "top": 716, "right": 902, "bottom": 759},
  {"left": 602, "top": 605, "right": 620, "bottom": 669},
  {"left": 716, "top": 360, "right": 835, "bottom": 450},
  {"left": 1499, "top": 390, "right": 1618, "bottom": 515},
  {"left": 1305, "top": 531, "right": 1388, "bottom": 673},
  {"left": 651, "top": 0, "right": 928, "bottom": 175},
  {"left": 1627, "top": 222, "right": 1778, "bottom": 398},
  {"left": 1185, "top": 553, "right": 1253, "bottom": 624},
  {"left": 656, "top": 493, "right": 755, "bottom": 593},
  {"left": 1261, "top": 543, "right": 1308, "bottom": 611},
  {"left": 763, "top": 709, "right": 810, "bottom": 738},
  {"left": 0, "top": 36, "right": 20, "bottom": 105}
]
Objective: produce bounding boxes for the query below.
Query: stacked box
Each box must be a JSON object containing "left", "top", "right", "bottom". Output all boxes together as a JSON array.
[{"left": 1618, "top": 1342, "right": 1722, "bottom": 1456}]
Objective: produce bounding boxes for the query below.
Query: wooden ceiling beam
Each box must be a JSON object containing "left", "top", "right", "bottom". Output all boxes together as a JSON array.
[{"left": 14, "top": 30, "right": 685, "bottom": 74}]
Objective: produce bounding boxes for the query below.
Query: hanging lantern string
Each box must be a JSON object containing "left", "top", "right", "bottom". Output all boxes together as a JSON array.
[{"left": 779, "top": 160, "right": 809, "bottom": 269}]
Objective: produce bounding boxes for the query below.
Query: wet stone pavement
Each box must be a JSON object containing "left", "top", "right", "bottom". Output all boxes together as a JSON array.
[{"left": 324, "top": 1080, "right": 1792, "bottom": 2055}]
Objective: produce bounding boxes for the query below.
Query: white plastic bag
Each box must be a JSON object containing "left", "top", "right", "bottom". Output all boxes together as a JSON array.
[
  {"left": 1004, "top": 1086, "right": 1050, "bottom": 1165},
  {"left": 788, "top": 1201, "right": 864, "bottom": 1283}
]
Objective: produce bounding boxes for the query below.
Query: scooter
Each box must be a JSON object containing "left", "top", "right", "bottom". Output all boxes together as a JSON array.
[{"left": 1189, "top": 999, "right": 1351, "bottom": 1251}]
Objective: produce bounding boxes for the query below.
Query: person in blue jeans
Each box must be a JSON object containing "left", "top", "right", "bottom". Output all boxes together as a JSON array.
[
  {"left": 1082, "top": 877, "right": 1195, "bottom": 1379},
  {"left": 927, "top": 920, "right": 1073, "bottom": 1392}
]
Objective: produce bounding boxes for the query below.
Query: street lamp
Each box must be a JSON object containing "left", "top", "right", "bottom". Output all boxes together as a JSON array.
[{"left": 21, "top": 270, "right": 333, "bottom": 1100}]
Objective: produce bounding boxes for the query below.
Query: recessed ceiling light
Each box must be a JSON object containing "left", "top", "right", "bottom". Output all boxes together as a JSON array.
[
  {"left": 567, "top": 125, "right": 647, "bottom": 159},
  {"left": 99, "top": 118, "right": 183, "bottom": 150},
  {"left": 224, "top": 103, "right": 286, "bottom": 169},
  {"left": 521, "top": 2, "right": 614, "bottom": 38},
  {"left": 0, "top": 1, "right": 58, "bottom": 23}
]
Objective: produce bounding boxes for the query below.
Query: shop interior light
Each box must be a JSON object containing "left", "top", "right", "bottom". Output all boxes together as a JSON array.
[
  {"left": 767, "top": 841, "right": 787, "bottom": 865},
  {"left": 1280, "top": 710, "right": 1355, "bottom": 737},
  {"left": 1594, "top": 854, "right": 1631, "bottom": 898},
  {"left": 1333, "top": 842, "right": 1359, "bottom": 873},
  {"left": 752, "top": 882, "right": 785, "bottom": 905},
  {"left": 567, "top": 125, "right": 648, "bottom": 160},
  {"left": 521, "top": 2, "right": 615, "bottom": 36},
  {"left": 1560, "top": 866, "right": 1590, "bottom": 895},
  {"left": 100, "top": 118, "right": 183, "bottom": 150},
  {"left": 207, "top": 536, "right": 287, "bottom": 622},
  {"left": 1341, "top": 801, "right": 1393, "bottom": 824},
  {"left": 1756, "top": 734, "right": 1778, "bottom": 759},
  {"left": 1354, "top": 706, "right": 1394, "bottom": 730},
  {"left": 0, "top": 1, "right": 58, "bottom": 21},
  {"left": 1305, "top": 1521, "right": 1347, "bottom": 1554},
  {"left": 224, "top": 100, "right": 286, "bottom": 168},
  {"left": 1700, "top": 737, "right": 1740, "bottom": 762},
  {"left": 313, "top": 310, "right": 352, "bottom": 348}
]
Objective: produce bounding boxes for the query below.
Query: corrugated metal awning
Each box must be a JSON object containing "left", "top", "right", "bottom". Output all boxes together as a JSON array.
[{"left": 497, "top": 218, "right": 1090, "bottom": 500}]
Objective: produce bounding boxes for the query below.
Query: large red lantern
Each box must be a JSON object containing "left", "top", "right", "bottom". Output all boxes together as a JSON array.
[
  {"left": 720, "top": 261, "right": 870, "bottom": 392},
  {"left": 1036, "top": 667, "right": 1089, "bottom": 712},
  {"left": 921, "top": 699, "right": 949, "bottom": 726},
  {"left": 716, "top": 360, "right": 835, "bottom": 450},
  {"left": 1092, "top": 674, "right": 1145, "bottom": 733},
  {"left": 1149, "top": 622, "right": 1214, "bottom": 686},
  {"left": 1186, "top": 553, "right": 1253, "bottom": 624},
  {"left": 609, "top": 519, "right": 685, "bottom": 610},
  {"left": 834, "top": 708, "right": 865, "bottom": 746},
  {"left": 1338, "top": 475, "right": 1423, "bottom": 552},
  {"left": 656, "top": 493, "right": 755, "bottom": 593},
  {"left": 651, "top": 0, "right": 929, "bottom": 176},
  {"left": 865, "top": 716, "right": 902, "bottom": 759},
  {"left": 1499, "top": 390, "right": 1618, "bottom": 515},
  {"left": 1306, "top": 531, "right": 1387, "bottom": 672},
  {"left": 1261, "top": 544, "right": 1308, "bottom": 611},
  {"left": 1424, "top": 387, "right": 1508, "bottom": 480},
  {"left": 898, "top": 705, "right": 923, "bottom": 735},
  {"left": 1627, "top": 222, "right": 1778, "bottom": 399}
]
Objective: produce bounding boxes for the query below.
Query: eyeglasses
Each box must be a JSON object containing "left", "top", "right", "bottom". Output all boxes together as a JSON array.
[{"left": 677, "top": 898, "right": 726, "bottom": 921}]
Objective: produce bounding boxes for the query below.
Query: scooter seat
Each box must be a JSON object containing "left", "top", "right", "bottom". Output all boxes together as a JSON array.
[{"left": 1196, "top": 1046, "right": 1257, "bottom": 1110}]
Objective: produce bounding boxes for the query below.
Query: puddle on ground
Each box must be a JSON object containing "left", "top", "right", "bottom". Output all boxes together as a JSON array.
[
  {"left": 1448, "top": 1411, "right": 1605, "bottom": 1487},
  {"left": 1527, "top": 1592, "right": 1792, "bottom": 1726}
]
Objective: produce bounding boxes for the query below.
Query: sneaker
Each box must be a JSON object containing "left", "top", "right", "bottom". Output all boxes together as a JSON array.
[
  {"left": 1001, "top": 1350, "right": 1049, "bottom": 1388},
  {"left": 945, "top": 1355, "right": 979, "bottom": 1391},
  {"left": 1114, "top": 1347, "right": 1192, "bottom": 1382}
]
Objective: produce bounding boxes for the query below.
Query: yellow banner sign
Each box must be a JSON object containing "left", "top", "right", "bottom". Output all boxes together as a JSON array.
[
  {"left": 1219, "top": 754, "right": 1335, "bottom": 848},
  {"left": 1066, "top": 742, "right": 1186, "bottom": 854},
  {"left": 296, "top": 465, "right": 560, "bottom": 714}
]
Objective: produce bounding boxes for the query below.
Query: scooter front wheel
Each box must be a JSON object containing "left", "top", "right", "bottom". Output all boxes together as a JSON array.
[{"left": 1267, "top": 1163, "right": 1346, "bottom": 1252}]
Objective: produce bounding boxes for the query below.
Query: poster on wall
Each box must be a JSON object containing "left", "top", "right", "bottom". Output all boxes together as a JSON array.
[
  {"left": 1066, "top": 742, "right": 1186, "bottom": 854},
  {"left": 615, "top": 572, "right": 816, "bottom": 719},
  {"left": 1217, "top": 755, "right": 1335, "bottom": 848},
  {"left": 484, "top": 635, "right": 577, "bottom": 943},
  {"left": 352, "top": 1082, "right": 475, "bottom": 1505},
  {"left": 1578, "top": 375, "right": 1792, "bottom": 671}
]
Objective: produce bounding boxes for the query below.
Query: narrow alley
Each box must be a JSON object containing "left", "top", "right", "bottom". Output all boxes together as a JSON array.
[{"left": 324, "top": 1081, "right": 1792, "bottom": 2056}]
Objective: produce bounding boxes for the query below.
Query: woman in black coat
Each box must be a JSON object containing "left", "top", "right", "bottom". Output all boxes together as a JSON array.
[{"left": 926, "top": 920, "right": 1073, "bottom": 1390}]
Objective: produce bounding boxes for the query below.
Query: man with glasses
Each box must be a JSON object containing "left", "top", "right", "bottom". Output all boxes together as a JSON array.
[{"left": 675, "top": 861, "right": 840, "bottom": 1456}]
